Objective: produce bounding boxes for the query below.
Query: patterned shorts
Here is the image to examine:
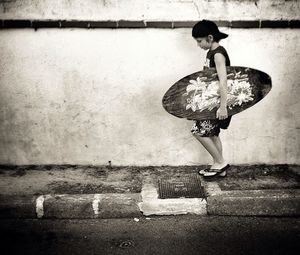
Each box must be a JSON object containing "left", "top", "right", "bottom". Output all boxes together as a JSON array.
[{"left": 191, "top": 116, "right": 232, "bottom": 137}]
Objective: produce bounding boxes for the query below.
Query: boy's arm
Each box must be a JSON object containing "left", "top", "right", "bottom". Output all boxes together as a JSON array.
[{"left": 214, "top": 53, "right": 228, "bottom": 120}]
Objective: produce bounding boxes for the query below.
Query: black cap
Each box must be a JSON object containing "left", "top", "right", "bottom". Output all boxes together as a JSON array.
[{"left": 192, "top": 20, "right": 228, "bottom": 40}]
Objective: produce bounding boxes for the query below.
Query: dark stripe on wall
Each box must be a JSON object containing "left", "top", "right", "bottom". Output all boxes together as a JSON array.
[
  {"left": 213, "top": 21, "right": 231, "bottom": 28},
  {"left": 3, "top": 19, "right": 32, "bottom": 28},
  {"left": 290, "top": 20, "right": 300, "bottom": 28},
  {"left": 1, "top": 20, "right": 300, "bottom": 29},
  {"left": 146, "top": 21, "right": 173, "bottom": 28},
  {"left": 231, "top": 20, "right": 260, "bottom": 28},
  {"left": 261, "top": 20, "right": 290, "bottom": 28},
  {"left": 60, "top": 20, "right": 89, "bottom": 28},
  {"left": 118, "top": 20, "right": 146, "bottom": 28},
  {"left": 89, "top": 21, "right": 117, "bottom": 28},
  {"left": 32, "top": 20, "right": 60, "bottom": 29}
]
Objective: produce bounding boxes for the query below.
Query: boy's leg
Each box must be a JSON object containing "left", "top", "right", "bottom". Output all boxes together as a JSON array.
[
  {"left": 191, "top": 120, "right": 228, "bottom": 170},
  {"left": 211, "top": 135, "right": 223, "bottom": 156},
  {"left": 193, "top": 134, "right": 224, "bottom": 165}
]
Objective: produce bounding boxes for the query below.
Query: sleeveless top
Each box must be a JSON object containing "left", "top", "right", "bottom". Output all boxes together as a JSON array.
[
  {"left": 202, "top": 45, "right": 232, "bottom": 128},
  {"left": 204, "top": 46, "right": 230, "bottom": 68}
]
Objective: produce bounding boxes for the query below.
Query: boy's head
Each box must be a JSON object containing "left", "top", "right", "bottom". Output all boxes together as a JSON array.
[{"left": 192, "top": 20, "right": 228, "bottom": 49}]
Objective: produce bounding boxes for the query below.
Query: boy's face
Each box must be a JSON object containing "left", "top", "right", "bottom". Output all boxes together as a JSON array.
[{"left": 195, "top": 36, "right": 212, "bottom": 50}]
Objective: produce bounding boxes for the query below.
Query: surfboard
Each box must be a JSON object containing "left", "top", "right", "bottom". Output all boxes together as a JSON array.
[{"left": 162, "top": 66, "right": 272, "bottom": 120}]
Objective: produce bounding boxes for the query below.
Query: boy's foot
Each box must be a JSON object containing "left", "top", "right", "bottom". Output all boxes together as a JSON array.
[
  {"left": 198, "top": 167, "right": 211, "bottom": 175},
  {"left": 210, "top": 162, "right": 228, "bottom": 170},
  {"left": 198, "top": 162, "right": 228, "bottom": 175},
  {"left": 198, "top": 167, "right": 219, "bottom": 175},
  {"left": 203, "top": 164, "right": 230, "bottom": 178}
]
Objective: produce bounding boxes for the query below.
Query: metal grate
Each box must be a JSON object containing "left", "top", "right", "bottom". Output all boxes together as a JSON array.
[{"left": 158, "top": 174, "right": 206, "bottom": 199}]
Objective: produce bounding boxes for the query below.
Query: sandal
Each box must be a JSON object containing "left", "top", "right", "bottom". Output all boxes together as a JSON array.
[
  {"left": 203, "top": 164, "right": 230, "bottom": 179},
  {"left": 198, "top": 167, "right": 211, "bottom": 175}
]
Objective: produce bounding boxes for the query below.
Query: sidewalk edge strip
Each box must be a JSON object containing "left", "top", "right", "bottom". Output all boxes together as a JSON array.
[
  {"left": 35, "top": 195, "right": 44, "bottom": 218},
  {"left": 92, "top": 194, "right": 102, "bottom": 216}
]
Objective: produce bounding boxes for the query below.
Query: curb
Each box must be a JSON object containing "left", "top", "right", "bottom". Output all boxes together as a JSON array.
[
  {"left": 0, "top": 181, "right": 299, "bottom": 219},
  {"left": 0, "top": 195, "right": 37, "bottom": 218},
  {"left": 138, "top": 177, "right": 207, "bottom": 216},
  {"left": 0, "top": 193, "right": 142, "bottom": 219},
  {"left": 204, "top": 182, "right": 300, "bottom": 216}
]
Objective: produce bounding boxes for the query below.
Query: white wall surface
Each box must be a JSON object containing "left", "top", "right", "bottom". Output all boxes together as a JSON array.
[
  {"left": 0, "top": 28, "right": 299, "bottom": 165},
  {"left": 0, "top": 0, "right": 299, "bottom": 21}
]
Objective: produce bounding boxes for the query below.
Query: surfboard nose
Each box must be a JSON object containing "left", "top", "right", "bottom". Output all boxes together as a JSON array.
[
  {"left": 259, "top": 71, "right": 272, "bottom": 85},
  {"left": 257, "top": 71, "right": 272, "bottom": 97}
]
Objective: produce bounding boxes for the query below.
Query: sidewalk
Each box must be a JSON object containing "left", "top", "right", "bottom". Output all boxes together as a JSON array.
[{"left": 0, "top": 165, "right": 299, "bottom": 219}]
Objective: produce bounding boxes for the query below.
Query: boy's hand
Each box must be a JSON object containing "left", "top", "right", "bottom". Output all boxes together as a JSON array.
[{"left": 216, "top": 107, "right": 228, "bottom": 120}]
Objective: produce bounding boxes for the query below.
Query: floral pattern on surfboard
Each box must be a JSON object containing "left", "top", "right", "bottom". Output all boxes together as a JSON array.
[{"left": 184, "top": 70, "right": 254, "bottom": 112}]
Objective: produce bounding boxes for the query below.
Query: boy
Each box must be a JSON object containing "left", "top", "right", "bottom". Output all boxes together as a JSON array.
[{"left": 191, "top": 20, "right": 231, "bottom": 179}]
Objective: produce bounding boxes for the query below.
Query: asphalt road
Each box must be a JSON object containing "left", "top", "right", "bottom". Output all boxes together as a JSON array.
[{"left": 0, "top": 215, "right": 299, "bottom": 255}]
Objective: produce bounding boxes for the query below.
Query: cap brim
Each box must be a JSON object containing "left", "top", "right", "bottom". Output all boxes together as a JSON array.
[{"left": 218, "top": 32, "right": 228, "bottom": 39}]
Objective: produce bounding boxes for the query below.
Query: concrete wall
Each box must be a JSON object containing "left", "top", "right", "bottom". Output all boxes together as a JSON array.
[
  {"left": 0, "top": 0, "right": 299, "bottom": 21},
  {"left": 0, "top": 0, "right": 300, "bottom": 165}
]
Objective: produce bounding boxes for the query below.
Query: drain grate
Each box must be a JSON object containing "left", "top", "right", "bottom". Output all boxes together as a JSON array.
[{"left": 158, "top": 174, "right": 206, "bottom": 199}]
